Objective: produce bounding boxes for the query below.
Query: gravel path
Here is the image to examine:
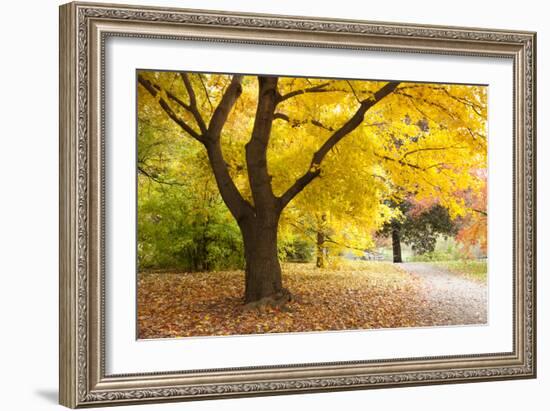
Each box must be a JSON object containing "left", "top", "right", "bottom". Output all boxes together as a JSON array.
[{"left": 400, "top": 262, "right": 487, "bottom": 326}]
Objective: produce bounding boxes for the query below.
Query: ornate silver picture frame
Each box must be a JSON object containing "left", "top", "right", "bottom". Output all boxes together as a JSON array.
[{"left": 59, "top": 1, "right": 536, "bottom": 408}]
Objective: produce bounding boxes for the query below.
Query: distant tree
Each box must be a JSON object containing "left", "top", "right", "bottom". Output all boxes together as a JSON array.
[{"left": 380, "top": 201, "right": 458, "bottom": 263}]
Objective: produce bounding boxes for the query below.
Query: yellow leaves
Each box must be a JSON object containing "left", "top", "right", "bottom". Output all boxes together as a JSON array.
[{"left": 137, "top": 262, "right": 437, "bottom": 338}]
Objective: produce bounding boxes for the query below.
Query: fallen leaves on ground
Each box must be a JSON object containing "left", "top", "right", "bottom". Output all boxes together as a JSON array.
[{"left": 138, "top": 261, "right": 464, "bottom": 339}]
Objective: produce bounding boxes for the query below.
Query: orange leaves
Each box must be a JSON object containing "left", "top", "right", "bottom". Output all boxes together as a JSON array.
[
  {"left": 456, "top": 171, "right": 487, "bottom": 255},
  {"left": 137, "top": 262, "right": 442, "bottom": 339},
  {"left": 457, "top": 219, "right": 487, "bottom": 254}
]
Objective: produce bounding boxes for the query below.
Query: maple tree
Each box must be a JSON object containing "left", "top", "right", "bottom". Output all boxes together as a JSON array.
[{"left": 137, "top": 71, "right": 487, "bottom": 306}]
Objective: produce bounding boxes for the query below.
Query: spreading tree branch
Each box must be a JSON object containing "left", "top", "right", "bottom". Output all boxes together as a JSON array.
[
  {"left": 179, "top": 73, "right": 207, "bottom": 134},
  {"left": 274, "top": 112, "right": 335, "bottom": 132},
  {"left": 472, "top": 208, "right": 488, "bottom": 216},
  {"left": 398, "top": 84, "right": 485, "bottom": 116},
  {"left": 402, "top": 145, "right": 467, "bottom": 159},
  {"left": 279, "top": 81, "right": 401, "bottom": 208},
  {"left": 278, "top": 82, "right": 333, "bottom": 102},
  {"left": 374, "top": 152, "right": 452, "bottom": 173},
  {"left": 207, "top": 75, "right": 243, "bottom": 142},
  {"left": 137, "top": 165, "right": 187, "bottom": 187},
  {"left": 198, "top": 73, "right": 214, "bottom": 112},
  {"left": 203, "top": 75, "right": 254, "bottom": 221},
  {"left": 139, "top": 73, "right": 251, "bottom": 222},
  {"left": 395, "top": 90, "right": 459, "bottom": 121},
  {"left": 137, "top": 74, "right": 203, "bottom": 142},
  {"left": 374, "top": 152, "right": 424, "bottom": 170},
  {"left": 246, "top": 76, "right": 280, "bottom": 211},
  {"left": 288, "top": 220, "right": 371, "bottom": 253},
  {"left": 346, "top": 80, "right": 361, "bottom": 104}
]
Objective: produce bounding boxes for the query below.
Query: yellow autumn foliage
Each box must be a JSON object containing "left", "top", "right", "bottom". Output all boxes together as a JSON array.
[{"left": 137, "top": 71, "right": 486, "bottom": 254}]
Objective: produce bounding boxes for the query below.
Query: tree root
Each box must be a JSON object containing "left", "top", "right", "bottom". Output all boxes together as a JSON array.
[{"left": 243, "top": 288, "right": 292, "bottom": 313}]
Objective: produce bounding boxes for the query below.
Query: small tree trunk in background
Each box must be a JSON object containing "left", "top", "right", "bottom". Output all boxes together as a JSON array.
[
  {"left": 316, "top": 230, "right": 327, "bottom": 268},
  {"left": 391, "top": 224, "right": 403, "bottom": 263},
  {"left": 316, "top": 213, "right": 329, "bottom": 268}
]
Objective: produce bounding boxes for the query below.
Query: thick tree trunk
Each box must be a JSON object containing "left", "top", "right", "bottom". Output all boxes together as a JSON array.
[
  {"left": 391, "top": 225, "right": 403, "bottom": 263},
  {"left": 240, "top": 216, "right": 286, "bottom": 304},
  {"left": 239, "top": 76, "right": 291, "bottom": 307},
  {"left": 316, "top": 230, "right": 327, "bottom": 268}
]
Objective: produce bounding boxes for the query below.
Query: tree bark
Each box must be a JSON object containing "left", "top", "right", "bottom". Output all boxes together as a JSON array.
[
  {"left": 391, "top": 224, "right": 403, "bottom": 263},
  {"left": 240, "top": 215, "right": 286, "bottom": 304},
  {"left": 239, "top": 76, "right": 292, "bottom": 306}
]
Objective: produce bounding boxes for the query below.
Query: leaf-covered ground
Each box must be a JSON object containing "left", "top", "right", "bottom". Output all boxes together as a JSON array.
[{"left": 137, "top": 261, "right": 486, "bottom": 339}]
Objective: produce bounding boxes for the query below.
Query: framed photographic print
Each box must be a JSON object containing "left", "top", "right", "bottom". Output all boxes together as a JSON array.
[{"left": 59, "top": 1, "right": 536, "bottom": 408}]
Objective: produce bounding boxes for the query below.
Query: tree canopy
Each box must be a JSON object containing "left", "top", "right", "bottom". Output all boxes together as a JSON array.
[{"left": 137, "top": 71, "right": 487, "bottom": 304}]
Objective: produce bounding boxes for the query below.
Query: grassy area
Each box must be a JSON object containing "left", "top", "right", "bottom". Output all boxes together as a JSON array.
[{"left": 428, "top": 259, "right": 487, "bottom": 283}]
